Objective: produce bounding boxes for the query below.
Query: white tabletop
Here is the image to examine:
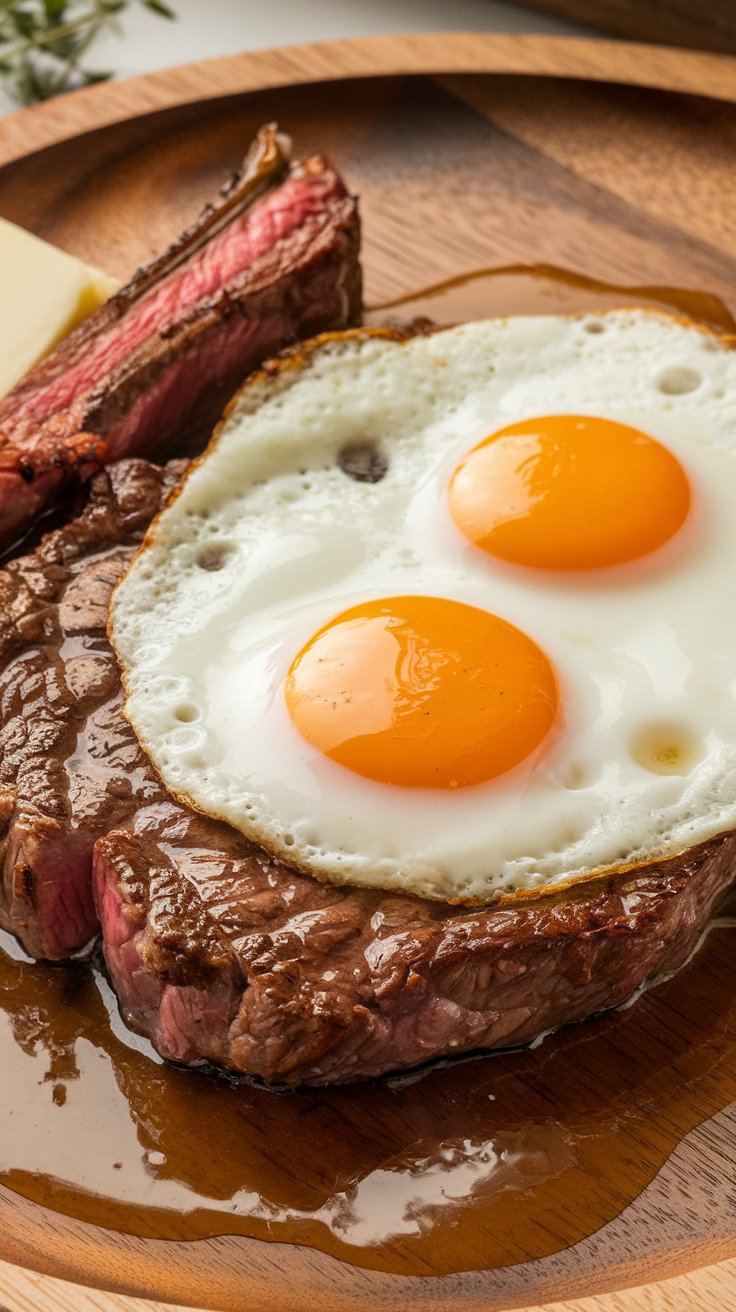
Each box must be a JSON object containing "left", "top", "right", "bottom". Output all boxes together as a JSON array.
[{"left": 0, "top": 0, "right": 593, "bottom": 117}]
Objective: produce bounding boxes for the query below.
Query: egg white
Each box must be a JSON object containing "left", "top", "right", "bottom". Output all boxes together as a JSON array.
[{"left": 111, "top": 310, "right": 736, "bottom": 902}]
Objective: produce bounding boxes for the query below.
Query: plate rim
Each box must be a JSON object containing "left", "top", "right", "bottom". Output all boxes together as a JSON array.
[{"left": 1, "top": 31, "right": 736, "bottom": 170}]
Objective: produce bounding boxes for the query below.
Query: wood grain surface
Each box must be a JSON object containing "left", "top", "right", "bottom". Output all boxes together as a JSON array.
[
  {"left": 0, "top": 1253, "right": 735, "bottom": 1312},
  {"left": 519, "top": 0, "right": 736, "bottom": 56},
  {"left": 0, "top": 32, "right": 735, "bottom": 1312}
]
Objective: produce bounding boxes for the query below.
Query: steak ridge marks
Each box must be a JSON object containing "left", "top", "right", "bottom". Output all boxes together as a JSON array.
[{"left": 0, "top": 459, "right": 185, "bottom": 958}]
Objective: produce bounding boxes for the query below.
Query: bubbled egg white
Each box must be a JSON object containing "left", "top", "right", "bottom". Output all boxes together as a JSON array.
[{"left": 110, "top": 310, "right": 736, "bottom": 903}]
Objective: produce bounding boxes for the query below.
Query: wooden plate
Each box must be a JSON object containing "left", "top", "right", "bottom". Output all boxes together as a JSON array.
[{"left": 0, "top": 33, "right": 735, "bottom": 1312}]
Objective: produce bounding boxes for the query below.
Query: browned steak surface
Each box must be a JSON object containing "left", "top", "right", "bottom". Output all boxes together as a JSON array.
[
  {"left": 0, "top": 459, "right": 185, "bottom": 959},
  {"left": 94, "top": 774, "right": 736, "bottom": 1085},
  {"left": 0, "top": 126, "right": 361, "bottom": 552}
]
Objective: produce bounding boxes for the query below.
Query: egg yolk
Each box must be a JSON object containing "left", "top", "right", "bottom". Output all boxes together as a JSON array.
[
  {"left": 448, "top": 415, "right": 691, "bottom": 570},
  {"left": 285, "top": 595, "right": 558, "bottom": 789}
]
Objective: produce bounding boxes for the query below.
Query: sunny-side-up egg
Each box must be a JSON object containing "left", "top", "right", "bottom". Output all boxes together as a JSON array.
[{"left": 110, "top": 309, "right": 736, "bottom": 903}]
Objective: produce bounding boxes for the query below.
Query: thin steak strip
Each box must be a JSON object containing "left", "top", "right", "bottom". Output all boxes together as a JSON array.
[{"left": 0, "top": 125, "right": 361, "bottom": 551}]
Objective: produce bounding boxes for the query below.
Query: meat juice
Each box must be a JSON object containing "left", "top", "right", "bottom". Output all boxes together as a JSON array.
[
  {"left": 1, "top": 919, "right": 734, "bottom": 1276},
  {"left": 1, "top": 265, "right": 734, "bottom": 1286}
]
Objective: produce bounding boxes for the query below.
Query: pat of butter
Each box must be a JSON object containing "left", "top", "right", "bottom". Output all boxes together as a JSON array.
[{"left": 0, "top": 217, "right": 119, "bottom": 398}]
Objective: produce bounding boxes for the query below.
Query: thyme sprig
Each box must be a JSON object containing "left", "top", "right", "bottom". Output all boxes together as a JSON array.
[{"left": 0, "top": 1, "right": 176, "bottom": 106}]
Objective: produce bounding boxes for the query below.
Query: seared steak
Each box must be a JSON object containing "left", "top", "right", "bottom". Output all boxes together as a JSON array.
[
  {"left": 94, "top": 793, "right": 735, "bottom": 1086},
  {"left": 0, "top": 125, "right": 361, "bottom": 552},
  {"left": 0, "top": 460, "right": 185, "bottom": 959}
]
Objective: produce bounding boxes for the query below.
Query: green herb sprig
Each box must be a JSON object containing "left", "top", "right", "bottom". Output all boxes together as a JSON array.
[{"left": 0, "top": 0, "right": 177, "bottom": 106}]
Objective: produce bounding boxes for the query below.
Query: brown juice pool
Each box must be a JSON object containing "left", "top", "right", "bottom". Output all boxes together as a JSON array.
[
  {"left": 2, "top": 921, "right": 734, "bottom": 1276},
  {"left": 2, "top": 264, "right": 735, "bottom": 1286}
]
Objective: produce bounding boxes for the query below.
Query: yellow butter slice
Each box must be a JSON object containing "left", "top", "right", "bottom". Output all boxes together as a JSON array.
[{"left": 0, "top": 217, "right": 119, "bottom": 398}]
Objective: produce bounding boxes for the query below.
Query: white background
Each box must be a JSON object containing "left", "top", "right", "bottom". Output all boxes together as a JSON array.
[{"left": 0, "top": 0, "right": 592, "bottom": 116}]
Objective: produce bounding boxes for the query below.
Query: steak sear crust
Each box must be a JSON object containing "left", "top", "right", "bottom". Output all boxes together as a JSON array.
[
  {"left": 0, "top": 125, "right": 361, "bottom": 552},
  {"left": 94, "top": 796, "right": 735, "bottom": 1086},
  {"left": 0, "top": 459, "right": 185, "bottom": 958}
]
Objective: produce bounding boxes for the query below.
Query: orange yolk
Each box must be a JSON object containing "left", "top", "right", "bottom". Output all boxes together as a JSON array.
[
  {"left": 285, "top": 595, "right": 558, "bottom": 789},
  {"left": 448, "top": 415, "right": 691, "bottom": 570}
]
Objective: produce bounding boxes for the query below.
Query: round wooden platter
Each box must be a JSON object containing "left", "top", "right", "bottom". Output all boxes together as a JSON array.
[{"left": 1, "top": 31, "right": 736, "bottom": 1312}]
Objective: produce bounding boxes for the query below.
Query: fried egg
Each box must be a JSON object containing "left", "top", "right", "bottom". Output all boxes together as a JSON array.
[{"left": 110, "top": 310, "right": 736, "bottom": 902}]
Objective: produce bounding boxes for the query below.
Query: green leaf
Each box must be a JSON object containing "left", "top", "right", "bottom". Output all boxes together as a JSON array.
[
  {"left": 9, "top": 10, "right": 41, "bottom": 37},
  {"left": 142, "top": 0, "right": 176, "bottom": 17},
  {"left": 47, "top": 31, "right": 83, "bottom": 57},
  {"left": 14, "top": 55, "right": 51, "bottom": 104}
]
